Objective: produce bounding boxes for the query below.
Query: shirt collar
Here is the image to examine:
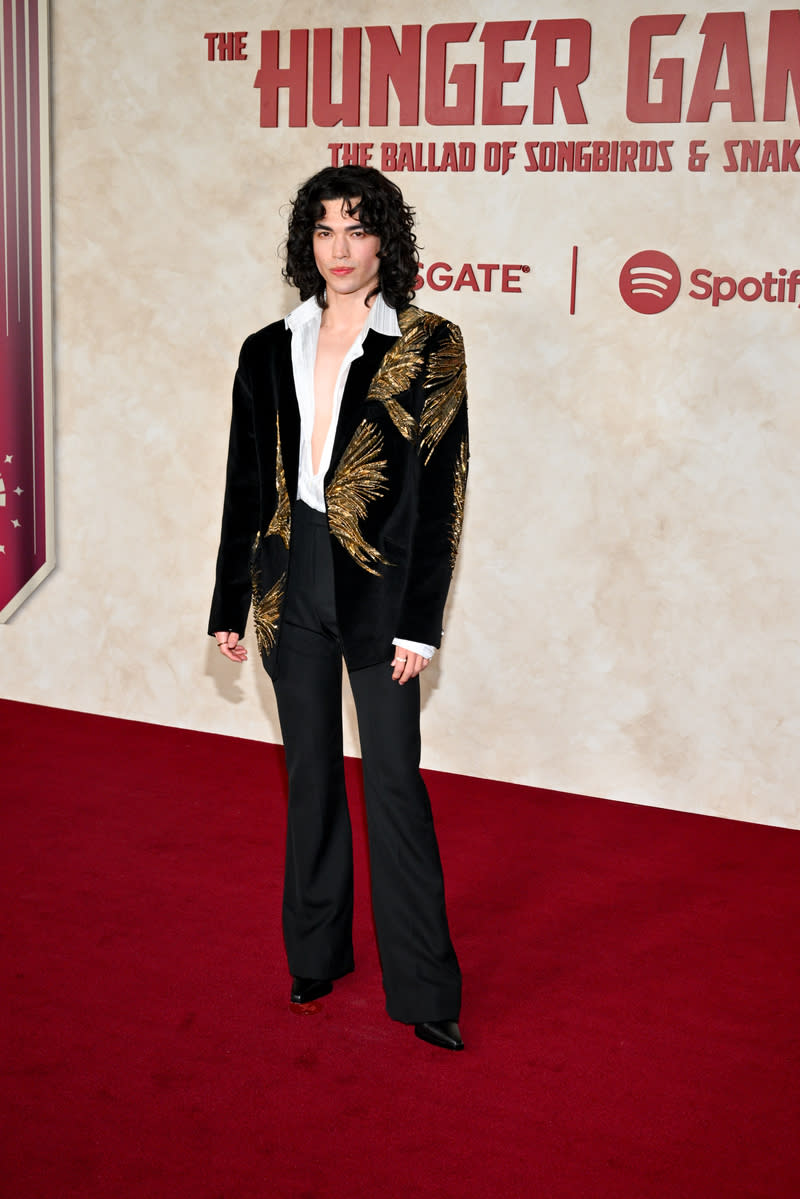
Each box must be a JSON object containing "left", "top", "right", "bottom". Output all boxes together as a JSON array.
[{"left": 285, "top": 293, "right": 401, "bottom": 337}]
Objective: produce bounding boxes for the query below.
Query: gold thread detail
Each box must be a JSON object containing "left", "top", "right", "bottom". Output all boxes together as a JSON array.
[
  {"left": 420, "top": 323, "right": 467, "bottom": 464},
  {"left": 449, "top": 434, "right": 469, "bottom": 572},
  {"left": 266, "top": 415, "right": 291, "bottom": 549},
  {"left": 251, "top": 570, "right": 286, "bottom": 656},
  {"left": 326, "top": 420, "right": 391, "bottom": 576},
  {"left": 366, "top": 306, "right": 440, "bottom": 441},
  {"left": 376, "top": 395, "right": 418, "bottom": 442}
]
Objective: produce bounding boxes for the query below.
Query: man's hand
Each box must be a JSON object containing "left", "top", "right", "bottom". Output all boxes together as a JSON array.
[
  {"left": 214, "top": 633, "right": 248, "bottom": 663},
  {"left": 391, "top": 650, "right": 429, "bottom": 685}
]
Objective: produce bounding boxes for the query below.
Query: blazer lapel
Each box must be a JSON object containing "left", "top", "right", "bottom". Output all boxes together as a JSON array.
[
  {"left": 327, "top": 330, "right": 397, "bottom": 478},
  {"left": 275, "top": 328, "right": 301, "bottom": 505}
]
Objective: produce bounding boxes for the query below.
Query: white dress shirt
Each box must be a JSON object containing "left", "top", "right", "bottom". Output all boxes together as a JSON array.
[{"left": 285, "top": 294, "right": 434, "bottom": 661}]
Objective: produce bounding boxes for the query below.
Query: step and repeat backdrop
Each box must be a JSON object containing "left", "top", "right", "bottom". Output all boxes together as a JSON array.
[{"left": 1, "top": 1, "right": 798, "bottom": 827}]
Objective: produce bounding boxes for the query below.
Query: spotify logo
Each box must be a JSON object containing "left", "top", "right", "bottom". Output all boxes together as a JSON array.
[{"left": 619, "top": 251, "right": 681, "bottom": 314}]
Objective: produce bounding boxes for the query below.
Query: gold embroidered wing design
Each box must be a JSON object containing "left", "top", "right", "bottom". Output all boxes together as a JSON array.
[
  {"left": 250, "top": 569, "right": 286, "bottom": 656},
  {"left": 449, "top": 434, "right": 469, "bottom": 572},
  {"left": 326, "top": 420, "right": 391, "bottom": 576},
  {"left": 366, "top": 307, "right": 440, "bottom": 442},
  {"left": 420, "top": 322, "right": 467, "bottom": 464},
  {"left": 266, "top": 416, "right": 291, "bottom": 549},
  {"left": 375, "top": 395, "right": 418, "bottom": 443}
]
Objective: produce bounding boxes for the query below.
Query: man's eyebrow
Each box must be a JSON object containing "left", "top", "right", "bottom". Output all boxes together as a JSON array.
[{"left": 314, "top": 220, "right": 364, "bottom": 231}]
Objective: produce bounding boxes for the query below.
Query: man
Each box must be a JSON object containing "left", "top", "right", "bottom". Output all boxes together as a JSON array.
[{"left": 209, "top": 166, "right": 468, "bottom": 1051}]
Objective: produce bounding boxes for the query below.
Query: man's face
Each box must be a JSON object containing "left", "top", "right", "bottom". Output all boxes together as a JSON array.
[{"left": 312, "top": 198, "right": 381, "bottom": 303}]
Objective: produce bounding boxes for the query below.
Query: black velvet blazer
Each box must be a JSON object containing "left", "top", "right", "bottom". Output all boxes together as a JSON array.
[{"left": 208, "top": 303, "right": 468, "bottom": 676}]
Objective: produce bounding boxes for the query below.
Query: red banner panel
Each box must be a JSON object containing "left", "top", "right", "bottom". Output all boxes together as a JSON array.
[{"left": 0, "top": 0, "right": 54, "bottom": 622}]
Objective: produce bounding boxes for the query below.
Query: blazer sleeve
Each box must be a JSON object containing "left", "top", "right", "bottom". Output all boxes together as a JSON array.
[
  {"left": 207, "top": 338, "right": 260, "bottom": 637},
  {"left": 395, "top": 319, "right": 469, "bottom": 647}
]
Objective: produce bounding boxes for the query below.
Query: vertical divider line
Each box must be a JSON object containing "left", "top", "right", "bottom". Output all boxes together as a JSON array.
[
  {"left": 24, "top": 0, "right": 36, "bottom": 553},
  {"left": 37, "top": 0, "right": 54, "bottom": 574},
  {"left": 1, "top": 1, "right": 9, "bottom": 335},
  {"left": 11, "top": 0, "right": 19, "bottom": 319}
]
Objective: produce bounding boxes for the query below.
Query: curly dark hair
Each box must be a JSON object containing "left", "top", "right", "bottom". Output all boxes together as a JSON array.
[{"left": 283, "top": 166, "right": 419, "bottom": 311}]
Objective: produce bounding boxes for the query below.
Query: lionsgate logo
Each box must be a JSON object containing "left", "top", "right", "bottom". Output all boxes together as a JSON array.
[{"left": 619, "top": 250, "right": 800, "bottom": 314}]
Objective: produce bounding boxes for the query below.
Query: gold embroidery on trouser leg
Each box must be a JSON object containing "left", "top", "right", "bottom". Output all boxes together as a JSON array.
[
  {"left": 326, "top": 421, "right": 391, "bottom": 576},
  {"left": 449, "top": 434, "right": 468, "bottom": 572},
  {"left": 420, "top": 323, "right": 467, "bottom": 464},
  {"left": 251, "top": 571, "right": 286, "bottom": 656},
  {"left": 266, "top": 416, "right": 291, "bottom": 548}
]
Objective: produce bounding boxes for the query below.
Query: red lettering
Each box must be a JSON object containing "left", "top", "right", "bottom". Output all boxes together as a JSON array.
[
  {"left": 480, "top": 21, "right": 530, "bottom": 125},
  {"left": 501, "top": 265, "right": 524, "bottom": 293},
  {"left": 620, "top": 141, "right": 638, "bottom": 169},
  {"left": 626, "top": 15, "right": 685, "bottom": 123},
  {"left": 440, "top": 142, "right": 457, "bottom": 170},
  {"left": 531, "top": 19, "right": 590, "bottom": 124},
  {"left": 781, "top": 140, "right": 800, "bottom": 170},
  {"left": 425, "top": 24, "right": 477, "bottom": 125},
  {"left": 711, "top": 276, "right": 737, "bottom": 306},
  {"left": 252, "top": 14, "right": 800, "bottom": 131},
  {"left": 562, "top": 141, "right": 578, "bottom": 170},
  {"left": 738, "top": 277, "right": 762, "bottom": 301},
  {"left": 687, "top": 13, "right": 755, "bottom": 122},
  {"left": 592, "top": 141, "right": 609, "bottom": 171},
  {"left": 763, "top": 272, "right": 781, "bottom": 301},
  {"left": 689, "top": 269, "right": 713, "bottom": 299},
  {"left": 205, "top": 32, "right": 247, "bottom": 61},
  {"left": 428, "top": 262, "right": 453, "bottom": 291},
  {"left": 331, "top": 142, "right": 373, "bottom": 166},
  {"left": 397, "top": 143, "right": 414, "bottom": 170},
  {"left": 416, "top": 262, "right": 523, "bottom": 293},
  {"left": 255, "top": 30, "right": 309, "bottom": 127},
  {"left": 454, "top": 264, "right": 479, "bottom": 291},
  {"left": 741, "top": 139, "right": 760, "bottom": 170},
  {"left": 764, "top": 9, "right": 800, "bottom": 120},
  {"left": 484, "top": 142, "right": 501, "bottom": 171},
  {"left": 575, "top": 140, "right": 592, "bottom": 170},
  {"left": 415, "top": 142, "right": 431, "bottom": 171},
  {"left": 218, "top": 33, "right": 235, "bottom": 61},
  {"left": 366, "top": 25, "right": 421, "bottom": 126},
  {"left": 722, "top": 140, "right": 739, "bottom": 172},
  {"left": 639, "top": 141, "right": 657, "bottom": 171},
  {"left": 312, "top": 28, "right": 361, "bottom": 127}
]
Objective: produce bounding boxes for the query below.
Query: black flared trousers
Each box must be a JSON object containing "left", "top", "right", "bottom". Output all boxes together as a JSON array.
[{"left": 272, "top": 501, "right": 461, "bottom": 1024}]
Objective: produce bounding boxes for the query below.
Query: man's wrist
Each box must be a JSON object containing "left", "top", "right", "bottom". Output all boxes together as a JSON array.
[{"left": 392, "top": 637, "right": 435, "bottom": 660}]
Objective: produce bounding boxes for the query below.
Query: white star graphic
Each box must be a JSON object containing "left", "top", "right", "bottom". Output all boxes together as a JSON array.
[
  {"left": 14, "top": 487, "right": 23, "bottom": 495},
  {"left": 11, "top": 519, "right": 21, "bottom": 528},
  {"left": 4, "top": 454, "right": 12, "bottom": 463},
  {"left": 0, "top": 545, "right": 5, "bottom": 554}
]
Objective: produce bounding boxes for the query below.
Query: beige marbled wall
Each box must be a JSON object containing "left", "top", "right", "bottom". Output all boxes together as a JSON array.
[{"left": 2, "top": 0, "right": 799, "bottom": 828}]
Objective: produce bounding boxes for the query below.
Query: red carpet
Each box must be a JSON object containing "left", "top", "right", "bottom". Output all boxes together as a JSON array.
[{"left": 2, "top": 699, "right": 799, "bottom": 1198}]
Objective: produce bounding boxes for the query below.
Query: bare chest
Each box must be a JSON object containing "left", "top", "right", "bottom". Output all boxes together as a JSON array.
[{"left": 310, "top": 324, "right": 360, "bottom": 473}]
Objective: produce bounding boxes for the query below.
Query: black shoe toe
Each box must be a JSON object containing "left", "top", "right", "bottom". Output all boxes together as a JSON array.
[
  {"left": 414, "top": 1019, "right": 464, "bottom": 1050},
  {"left": 290, "top": 976, "right": 333, "bottom": 1005}
]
